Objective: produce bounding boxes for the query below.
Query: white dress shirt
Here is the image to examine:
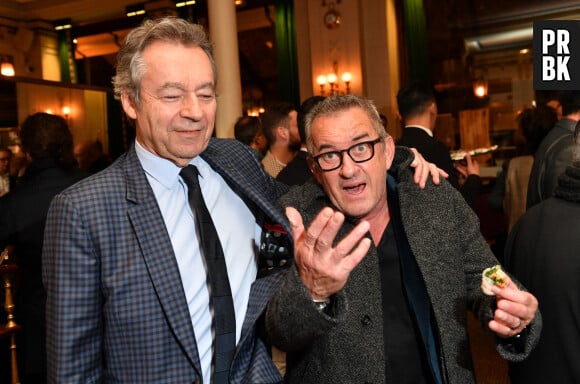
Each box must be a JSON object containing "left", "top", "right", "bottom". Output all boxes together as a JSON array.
[{"left": 135, "top": 140, "right": 260, "bottom": 383}]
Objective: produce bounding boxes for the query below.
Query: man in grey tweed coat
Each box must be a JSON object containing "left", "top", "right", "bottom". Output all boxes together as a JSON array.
[{"left": 265, "top": 95, "right": 541, "bottom": 384}]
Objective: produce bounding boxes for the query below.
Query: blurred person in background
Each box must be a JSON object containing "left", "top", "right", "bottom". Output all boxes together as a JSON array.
[
  {"left": 73, "top": 139, "right": 112, "bottom": 174},
  {"left": 0, "top": 113, "right": 87, "bottom": 383},
  {"left": 233, "top": 115, "right": 267, "bottom": 161},
  {"left": 396, "top": 81, "right": 482, "bottom": 207},
  {"left": 0, "top": 146, "right": 15, "bottom": 197},
  {"left": 261, "top": 102, "right": 300, "bottom": 177},
  {"left": 527, "top": 90, "right": 580, "bottom": 208},
  {"left": 277, "top": 96, "right": 325, "bottom": 186},
  {"left": 488, "top": 105, "right": 557, "bottom": 231},
  {"left": 505, "top": 121, "right": 580, "bottom": 384}
]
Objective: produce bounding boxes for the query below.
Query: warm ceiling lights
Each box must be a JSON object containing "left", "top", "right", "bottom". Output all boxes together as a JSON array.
[
  {"left": 0, "top": 56, "right": 15, "bottom": 77},
  {"left": 176, "top": 0, "right": 195, "bottom": 7},
  {"left": 54, "top": 18, "right": 72, "bottom": 31},
  {"left": 126, "top": 3, "right": 146, "bottom": 17}
]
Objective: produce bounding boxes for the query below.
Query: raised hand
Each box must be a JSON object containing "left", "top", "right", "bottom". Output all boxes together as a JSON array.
[{"left": 286, "top": 206, "right": 371, "bottom": 300}]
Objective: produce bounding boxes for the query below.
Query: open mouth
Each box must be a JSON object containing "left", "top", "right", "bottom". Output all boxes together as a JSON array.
[{"left": 343, "top": 183, "right": 366, "bottom": 194}]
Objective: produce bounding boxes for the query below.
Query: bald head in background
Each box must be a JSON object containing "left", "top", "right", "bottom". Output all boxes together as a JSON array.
[{"left": 74, "top": 140, "right": 112, "bottom": 174}]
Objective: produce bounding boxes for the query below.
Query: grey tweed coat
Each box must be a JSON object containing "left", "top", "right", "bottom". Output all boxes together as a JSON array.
[{"left": 266, "top": 147, "right": 541, "bottom": 384}]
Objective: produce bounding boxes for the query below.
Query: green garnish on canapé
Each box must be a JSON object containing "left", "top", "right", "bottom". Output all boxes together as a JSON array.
[{"left": 484, "top": 265, "right": 507, "bottom": 287}]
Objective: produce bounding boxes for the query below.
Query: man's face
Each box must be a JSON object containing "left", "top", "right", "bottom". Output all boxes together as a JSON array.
[
  {"left": 74, "top": 143, "right": 92, "bottom": 171},
  {"left": 122, "top": 41, "right": 217, "bottom": 167},
  {"left": 0, "top": 151, "right": 10, "bottom": 175},
  {"left": 287, "top": 110, "right": 301, "bottom": 151},
  {"left": 310, "top": 107, "right": 394, "bottom": 221},
  {"left": 254, "top": 131, "right": 268, "bottom": 153}
]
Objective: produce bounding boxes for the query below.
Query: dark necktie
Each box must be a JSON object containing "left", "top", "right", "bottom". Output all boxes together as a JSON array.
[{"left": 180, "top": 165, "right": 236, "bottom": 384}]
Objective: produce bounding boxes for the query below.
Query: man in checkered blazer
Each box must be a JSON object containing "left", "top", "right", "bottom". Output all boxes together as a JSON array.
[{"left": 42, "top": 18, "right": 289, "bottom": 384}]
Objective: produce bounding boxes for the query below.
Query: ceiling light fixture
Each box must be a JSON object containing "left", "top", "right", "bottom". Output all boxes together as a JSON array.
[
  {"left": 464, "top": 27, "right": 533, "bottom": 53},
  {"left": 176, "top": 0, "right": 195, "bottom": 7},
  {"left": 54, "top": 18, "right": 72, "bottom": 31},
  {"left": 126, "top": 3, "right": 146, "bottom": 17}
]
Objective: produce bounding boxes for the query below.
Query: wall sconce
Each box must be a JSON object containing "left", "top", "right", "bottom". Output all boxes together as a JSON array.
[
  {"left": 62, "top": 106, "right": 71, "bottom": 119},
  {"left": 1, "top": 63, "right": 15, "bottom": 77},
  {"left": 341, "top": 72, "right": 352, "bottom": 94},
  {"left": 246, "top": 107, "right": 264, "bottom": 116},
  {"left": 316, "top": 75, "right": 327, "bottom": 95},
  {"left": 473, "top": 78, "right": 488, "bottom": 98},
  {"left": 316, "top": 71, "right": 352, "bottom": 96},
  {"left": 0, "top": 56, "right": 15, "bottom": 77}
]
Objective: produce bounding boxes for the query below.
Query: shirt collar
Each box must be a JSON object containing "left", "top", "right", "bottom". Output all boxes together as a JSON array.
[
  {"left": 405, "top": 125, "right": 433, "bottom": 137},
  {"left": 135, "top": 139, "right": 210, "bottom": 189}
]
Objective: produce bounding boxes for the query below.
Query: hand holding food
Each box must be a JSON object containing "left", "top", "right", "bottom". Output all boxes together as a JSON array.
[{"left": 481, "top": 264, "right": 509, "bottom": 296}]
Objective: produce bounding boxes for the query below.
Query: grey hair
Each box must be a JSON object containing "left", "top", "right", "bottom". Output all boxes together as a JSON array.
[
  {"left": 304, "top": 94, "right": 389, "bottom": 152},
  {"left": 112, "top": 17, "right": 217, "bottom": 106}
]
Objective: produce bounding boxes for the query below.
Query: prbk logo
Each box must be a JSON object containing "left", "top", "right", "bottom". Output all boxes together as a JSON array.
[{"left": 534, "top": 20, "right": 580, "bottom": 90}]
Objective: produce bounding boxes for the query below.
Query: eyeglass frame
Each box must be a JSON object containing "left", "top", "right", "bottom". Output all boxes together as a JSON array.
[{"left": 311, "top": 137, "right": 384, "bottom": 172}]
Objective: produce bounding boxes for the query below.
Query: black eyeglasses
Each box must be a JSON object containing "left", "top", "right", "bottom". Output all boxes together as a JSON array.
[{"left": 312, "top": 137, "right": 383, "bottom": 172}]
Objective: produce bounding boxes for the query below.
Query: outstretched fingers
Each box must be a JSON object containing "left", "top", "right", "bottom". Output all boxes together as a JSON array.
[
  {"left": 286, "top": 206, "right": 372, "bottom": 301},
  {"left": 334, "top": 220, "right": 371, "bottom": 269}
]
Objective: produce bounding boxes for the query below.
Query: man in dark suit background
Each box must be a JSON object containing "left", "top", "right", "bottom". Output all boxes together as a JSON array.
[
  {"left": 0, "top": 113, "right": 87, "bottom": 383},
  {"left": 396, "top": 81, "right": 482, "bottom": 207},
  {"left": 276, "top": 96, "right": 325, "bottom": 186},
  {"left": 527, "top": 90, "right": 580, "bottom": 209},
  {"left": 43, "top": 17, "right": 290, "bottom": 384},
  {"left": 0, "top": 146, "right": 16, "bottom": 197},
  {"left": 233, "top": 115, "right": 268, "bottom": 161}
]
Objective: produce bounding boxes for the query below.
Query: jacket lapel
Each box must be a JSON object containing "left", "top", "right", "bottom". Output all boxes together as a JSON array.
[
  {"left": 201, "top": 140, "right": 291, "bottom": 336},
  {"left": 123, "top": 146, "right": 203, "bottom": 378},
  {"left": 201, "top": 140, "right": 290, "bottom": 232}
]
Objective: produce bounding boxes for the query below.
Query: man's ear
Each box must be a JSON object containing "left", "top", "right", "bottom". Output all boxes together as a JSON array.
[
  {"left": 277, "top": 125, "right": 289, "bottom": 142},
  {"left": 383, "top": 136, "right": 396, "bottom": 169},
  {"left": 306, "top": 156, "right": 316, "bottom": 174},
  {"left": 428, "top": 101, "right": 437, "bottom": 115},
  {"left": 121, "top": 93, "right": 138, "bottom": 120},
  {"left": 307, "top": 156, "right": 323, "bottom": 183}
]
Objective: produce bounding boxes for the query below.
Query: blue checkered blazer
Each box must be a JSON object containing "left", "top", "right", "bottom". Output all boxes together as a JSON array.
[{"left": 43, "top": 138, "right": 290, "bottom": 383}]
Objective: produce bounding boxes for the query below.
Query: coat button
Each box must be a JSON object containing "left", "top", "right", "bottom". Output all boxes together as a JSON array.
[{"left": 361, "top": 315, "right": 372, "bottom": 326}]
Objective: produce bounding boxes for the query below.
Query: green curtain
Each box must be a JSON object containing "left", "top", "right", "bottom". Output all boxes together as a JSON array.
[
  {"left": 402, "top": 0, "right": 430, "bottom": 82},
  {"left": 274, "top": 0, "right": 300, "bottom": 105}
]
